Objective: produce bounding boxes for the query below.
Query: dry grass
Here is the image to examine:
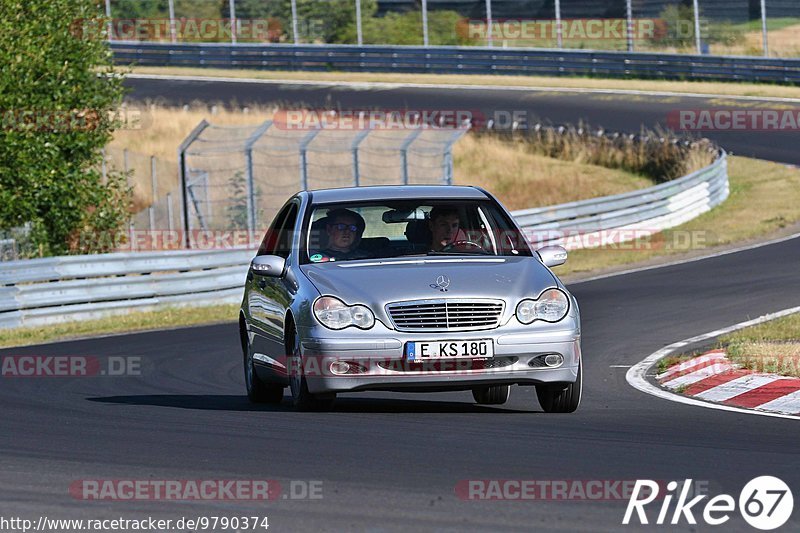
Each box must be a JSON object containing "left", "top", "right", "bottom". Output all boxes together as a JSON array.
[
  {"left": 716, "top": 23, "right": 800, "bottom": 58},
  {"left": 452, "top": 134, "right": 652, "bottom": 210},
  {"left": 0, "top": 304, "right": 239, "bottom": 349},
  {"left": 110, "top": 105, "right": 654, "bottom": 213},
  {"left": 130, "top": 66, "right": 800, "bottom": 101},
  {"left": 717, "top": 313, "right": 800, "bottom": 378},
  {"left": 559, "top": 156, "right": 800, "bottom": 277}
]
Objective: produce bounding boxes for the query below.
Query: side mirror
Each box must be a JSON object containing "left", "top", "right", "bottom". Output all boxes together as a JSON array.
[
  {"left": 537, "top": 245, "right": 568, "bottom": 267},
  {"left": 251, "top": 255, "right": 286, "bottom": 277}
]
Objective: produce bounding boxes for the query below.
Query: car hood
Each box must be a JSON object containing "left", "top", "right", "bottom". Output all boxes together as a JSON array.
[{"left": 300, "top": 256, "right": 558, "bottom": 319}]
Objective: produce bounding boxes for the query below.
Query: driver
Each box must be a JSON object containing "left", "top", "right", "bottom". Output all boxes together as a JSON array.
[
  {"left": 428, "top": 206, "right": 462, "bottom": 251},
  {"left": 318, "top": 208, "right": 372, "bottom": 261}
]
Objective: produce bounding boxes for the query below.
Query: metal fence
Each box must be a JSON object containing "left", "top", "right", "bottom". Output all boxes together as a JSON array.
[
  {"left": 97, "top": 0, "right": 800, "bottom": 57},
  {"left": 110, "top": 41, "right": 800, "bottom": 83},
  {"left": 177, "top": 117, "right": 468, "bottom": 240},
  {"left": 103, "top": 146, "right": 182, "bottom": 235}
]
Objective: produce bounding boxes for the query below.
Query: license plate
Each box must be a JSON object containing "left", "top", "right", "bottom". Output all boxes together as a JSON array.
[{"left": 406, "top": 340, "right": 494, "bottom": 362}]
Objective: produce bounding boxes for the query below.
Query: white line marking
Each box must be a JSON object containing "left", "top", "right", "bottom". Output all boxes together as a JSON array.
[
  {"left": 126, "top": 73, "right": 800, "bottom": 104},
  {"left": 570, "top": 231, "right": 800, "bottom": 285},
  {"left": 757, "top": 389, "right": 800, "bottom": 415},
  {"left": 609, "top": 365, "right": 632, "bottom": 368},
  {"left": 695, "top": 374, "right": 779, "bottom": 402},
  {"left": 661, "top": 362, "right": 735, "bottom": 389},
  {"left": 626, "top": 305, "right": 800, "bottom": 421}
]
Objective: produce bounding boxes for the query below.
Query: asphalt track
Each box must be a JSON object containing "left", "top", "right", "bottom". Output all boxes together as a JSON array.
[
  {"left": 124, "top": 76, "right": 800, "bottom": 166},
  {"left": 1, "top": 79, "right": 799, "bottom": 532}
]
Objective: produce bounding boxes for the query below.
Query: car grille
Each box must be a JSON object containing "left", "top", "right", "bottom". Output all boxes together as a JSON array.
[
  {"left": 377, "top": 357, "right": 518, "bottom": 372},
  {"left": 385, "top": 299, "right": 504, "bottom": 332}
]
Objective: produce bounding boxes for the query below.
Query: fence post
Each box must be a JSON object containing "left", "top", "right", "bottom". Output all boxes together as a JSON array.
[
  {"left": 442, "top": 127, "right": 468, "bottom": 185},
  {"left": 291, "top": 0, "right": 300, "bottom": 44},
  {"left": 178, "top": 120, "right": 210, "bottom": 248},
  {"left": 351, "top": 128, "right": 371, "bottom": 187},
  {"left": 760, "top": 0, "right": 768, "bottom": 57},
  {"left": 421, "top": 0, "right": 429, "bottom": 46},
  {"left": 105, "top": 0, "right": 113, "bottom": 41},
  {"left": 692, "top": 0, "right": 701, "bottom": 54},
  {"left": 168, "top": 0, "right": 177, "bottom": 43},
  {"left": 355, "top": 0, "right": 363, "bottom": 46},
  {"left": 244, "top": 120, "right": 273, "bottom": 240},
  {"left": 485, "top": 0, "right": 492, "bottom": 47},
  {"left": 149, "top": 155, "right": 157, "bottom": 231},
  {"left": 399, "top": 128, "right": 423, "bottom": 185},
  {"left": 166, "top": 193, "right": 174, "bottom": 232},
  {"left": 298, "top": 128, "right": 322, "bottom": 191},
  {"left": 625, "top": 0, "right": 633, "bottom": 52},
  {"left": 229, "top": 0, "right": 237, "bottom": 44},
  {"left": 554, "top": 0, "right": 562, "bottom": 49}
]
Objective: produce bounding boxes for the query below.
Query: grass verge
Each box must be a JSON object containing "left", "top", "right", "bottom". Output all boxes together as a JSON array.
[
  {"left": 129, "top": 66, "right": 800, "bottom": 101},
  {"left": 717, "top": 313, "right": 800, "bottom": 378},
  {"left": 0, "top": 304, "right": 239, "bottom": 349}
]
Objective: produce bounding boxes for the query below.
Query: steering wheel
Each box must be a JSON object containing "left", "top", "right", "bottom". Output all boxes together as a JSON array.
[{"left": 440, "top": 240, "right": 488, "bottom": 254}]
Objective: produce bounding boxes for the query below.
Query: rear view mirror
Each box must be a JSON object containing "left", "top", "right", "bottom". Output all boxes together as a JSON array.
[
  {"left": 251, "top": 255, "right": 285, "bottom": 277},
  {"left": 537, "top": 245, "right": 568, "bottom": 267}
]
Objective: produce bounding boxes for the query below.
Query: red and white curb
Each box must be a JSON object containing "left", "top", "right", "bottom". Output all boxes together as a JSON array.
[
  {"left": 626, "top": 305, "right": 800, "bottom": 421},
  {"left": 658, "top": 349, "right": 800, "bottom": 416}
]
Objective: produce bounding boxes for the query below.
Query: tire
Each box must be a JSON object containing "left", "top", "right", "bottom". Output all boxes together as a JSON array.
[
  {"left": 536, "top": 364, "right": 582, "bottom": 413},
  {"left": 287, "top": 328, "right": 336, "bottom": 411},
  {"left": 472, "top": 384, "right": 510, "bottom": 405},
  {"left": 243, "top": 328, "right": 284, "bottom": 404}
]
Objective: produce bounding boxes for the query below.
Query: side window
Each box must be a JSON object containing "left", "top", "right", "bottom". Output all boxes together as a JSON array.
[
  {"left": 257, "top": 203, "right": 292, "bottom": 257},
  {"left": 273, "top": 204, "right": 299, "bottom": 259}
]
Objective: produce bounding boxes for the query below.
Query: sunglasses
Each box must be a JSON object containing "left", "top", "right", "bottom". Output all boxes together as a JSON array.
[{"left": 331, "top": 223, "right": 359, "bottom": 232}]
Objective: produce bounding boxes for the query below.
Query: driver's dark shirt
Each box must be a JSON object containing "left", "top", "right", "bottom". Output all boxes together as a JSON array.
[{"left": 316, "top": 247, "right": 373, "bottom": 261}]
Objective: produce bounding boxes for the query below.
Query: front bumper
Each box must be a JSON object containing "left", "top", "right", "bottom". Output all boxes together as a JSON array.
[{"left": 297, "top": 320, "right": 581, "bottom": 394}]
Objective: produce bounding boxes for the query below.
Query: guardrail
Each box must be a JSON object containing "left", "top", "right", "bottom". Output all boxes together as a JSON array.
[
  {"left": 110, "top": 42, "right": 800, "bottom": 83},
  {"left": 0, "top": 152, "right": 728, "bottom": 329},
  {"left": 0, "top": 249, "right": 251, "bottom": 329},
  {"left": 512, "top": 150, "right": 729, "bottom": 249}
]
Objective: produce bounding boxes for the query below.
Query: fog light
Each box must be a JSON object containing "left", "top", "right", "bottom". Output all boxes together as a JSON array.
[
  {"left": 544, "top": 354, "right": 564, "bottom": 367},
  {"left": 329, "top": 361, "right": 351, "bottom": 375}
]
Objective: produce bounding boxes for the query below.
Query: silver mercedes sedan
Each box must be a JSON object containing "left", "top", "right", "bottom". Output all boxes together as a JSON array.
[{"left": 239, "top": 185, "right": 581, "bottom": 412}]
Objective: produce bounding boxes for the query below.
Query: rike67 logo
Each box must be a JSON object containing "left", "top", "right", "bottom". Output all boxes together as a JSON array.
[{"left": 623, "top": 477, "right": 794, "bottom": 530}]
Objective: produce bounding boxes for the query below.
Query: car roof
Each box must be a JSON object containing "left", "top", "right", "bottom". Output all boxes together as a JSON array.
[{"left": 305, "top": 185, "right": 490, "bottom": 204}]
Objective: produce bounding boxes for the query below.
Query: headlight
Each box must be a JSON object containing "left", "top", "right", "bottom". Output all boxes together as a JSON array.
[
  {"left": 313, "top": 296, "right": 375, "bottom": 330},
  {"left": 516, "top": 288, "right": 570, "bottom": 324}
]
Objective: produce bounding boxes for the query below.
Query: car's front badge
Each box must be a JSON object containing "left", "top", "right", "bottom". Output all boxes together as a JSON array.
[{"left": 430, "top": 275, "right": 450, "bottom": 292}]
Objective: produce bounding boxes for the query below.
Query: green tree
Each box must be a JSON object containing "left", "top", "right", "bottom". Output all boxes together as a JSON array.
[{"left": 0, "top": 0, "right": 130, "bottom": 255}]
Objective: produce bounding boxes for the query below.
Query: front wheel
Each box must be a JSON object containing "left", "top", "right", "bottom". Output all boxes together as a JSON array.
[
  {"left": 472, "top": 385, "right": 510, "bottom": 405},
  {"left": 536, "top": 364, "right": 582, "bottom": 413},
  {"left": 243, "top": 335, "right": 284, "bottom": 404},
  {"left": 288, "top": 328, "right": 336, "bottom": 411}
]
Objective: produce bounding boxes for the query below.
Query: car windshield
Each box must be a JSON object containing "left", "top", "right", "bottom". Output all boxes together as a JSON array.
[{"left": 302, "top": 199, "right": 532, "bottom": 264}]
